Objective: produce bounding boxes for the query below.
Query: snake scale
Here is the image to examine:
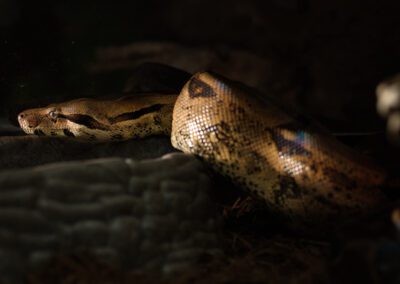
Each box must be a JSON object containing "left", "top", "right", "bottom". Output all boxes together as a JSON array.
[{"left": 17, "top": 71, "right": 390, "bottom": 224}]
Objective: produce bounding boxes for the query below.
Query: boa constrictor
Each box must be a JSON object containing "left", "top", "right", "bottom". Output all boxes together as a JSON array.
[{"left": 18, "top": 72, "right": 390, "bottom": 225}]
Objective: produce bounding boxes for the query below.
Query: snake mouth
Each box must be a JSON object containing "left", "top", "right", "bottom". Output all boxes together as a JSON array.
[
  {"left": 17, "top": 121, "right": 34, "bottom": 135},
  {"left": 19, "top": 127, "right": 34, "bottom": 135}
]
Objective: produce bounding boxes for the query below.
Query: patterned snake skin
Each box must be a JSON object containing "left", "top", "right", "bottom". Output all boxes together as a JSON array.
[{"left": 171, "top": 72, "right": 388, "bottom": 224}]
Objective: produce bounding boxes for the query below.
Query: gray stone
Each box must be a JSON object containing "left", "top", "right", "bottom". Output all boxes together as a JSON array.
[{"left": 0, "top": 153, "right": 222, "bottom": 282}]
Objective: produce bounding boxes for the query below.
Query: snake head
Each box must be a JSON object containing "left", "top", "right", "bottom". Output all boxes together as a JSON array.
[
  {"left": 17, "top": 98, "right": 109, "bottom": 138},
  {"left": 18, "top": 106, "right": 67, "bottom": 136}
]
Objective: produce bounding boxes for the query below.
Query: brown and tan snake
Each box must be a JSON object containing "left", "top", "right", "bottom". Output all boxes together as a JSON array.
[{"left": 17, "top": 72, "right": 391, "bottom": 224}]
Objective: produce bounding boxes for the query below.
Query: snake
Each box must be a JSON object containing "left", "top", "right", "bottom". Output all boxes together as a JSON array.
[{"left": 17, "top": 71, "right": 391, "bottom": 225}]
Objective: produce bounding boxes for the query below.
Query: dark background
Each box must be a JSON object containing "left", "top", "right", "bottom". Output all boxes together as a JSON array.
[{"left": 1, "top": 0, "right": 400, "bottom": 127}]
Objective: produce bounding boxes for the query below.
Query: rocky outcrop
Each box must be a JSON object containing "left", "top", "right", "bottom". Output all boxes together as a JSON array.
[{"left": 0, "top": 153, "right": 222, "bottom": 283}]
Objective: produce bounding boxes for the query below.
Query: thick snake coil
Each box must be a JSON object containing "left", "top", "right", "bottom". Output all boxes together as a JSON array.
[{"left": 18, "top": 72, "right": 389, "bottom": 224}]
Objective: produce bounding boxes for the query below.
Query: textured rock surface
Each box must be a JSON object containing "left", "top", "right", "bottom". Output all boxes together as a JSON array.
[
  {"left": 0, "top": 135, "right": 176, "bottom": 169},
  {"left": 0, "top": 153, "right": 222, "bottom": 283}
]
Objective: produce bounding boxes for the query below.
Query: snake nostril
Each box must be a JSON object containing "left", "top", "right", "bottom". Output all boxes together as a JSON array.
[{"left": 18, "top": 113, "right": 24, "bottom": 120}]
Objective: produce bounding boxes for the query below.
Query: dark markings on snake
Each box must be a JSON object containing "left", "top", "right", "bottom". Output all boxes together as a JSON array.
[
  {"left": 111, "top": 134, "right": 123, "bottom": 140},
  {"left": 63, "top": 128, "right": 75, "bottom": 137},
  {"left": 153, "top": 115, "right": 162, "bottom": 126},
  {"left": 34, "top": 129, "right": 45, "bottom": 136},
  {"left": 244, "top": 151, "right": 267, "bottom": 175},
  {"left": 334, "top": 186, "right": 342, "bottom": 192},
  {"left": 267, "top": 127, "right": 311, "bottom": 157},
  {"left": 323, "top": 167, "right": 357, "bottom": 190},
  {"left": 110, "top": 104, "right": 165, "bottom": 124},
  {"left": 314, "top": 195, "right": 341, "bottom": 211},
  {"left": 215, "top": 121, "right": 231, "bottom": 139},
  {"left": 59, "top": 114, "right": 109, "bottom": 131},
  {"left": 309, "top": 163, "right": 317, "bottom": 172},
  {"left": 81, "top": 131, "right": 97, "bottom": 140},
  {"left": 188, "top": 77, "right": 217, "bottom": 98},
  {"left": 273, "top": 175, "right": 303, "bottom": 206}
]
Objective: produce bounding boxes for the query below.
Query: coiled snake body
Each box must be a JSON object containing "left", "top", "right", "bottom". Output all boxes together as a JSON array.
[{"left": 18, "top": 72, "right": 389, "bottom": 224}]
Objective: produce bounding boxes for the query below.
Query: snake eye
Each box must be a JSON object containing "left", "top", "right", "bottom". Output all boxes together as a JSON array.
[{"left": 49, "top": 110, "right": 58, "bottom": 120}]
